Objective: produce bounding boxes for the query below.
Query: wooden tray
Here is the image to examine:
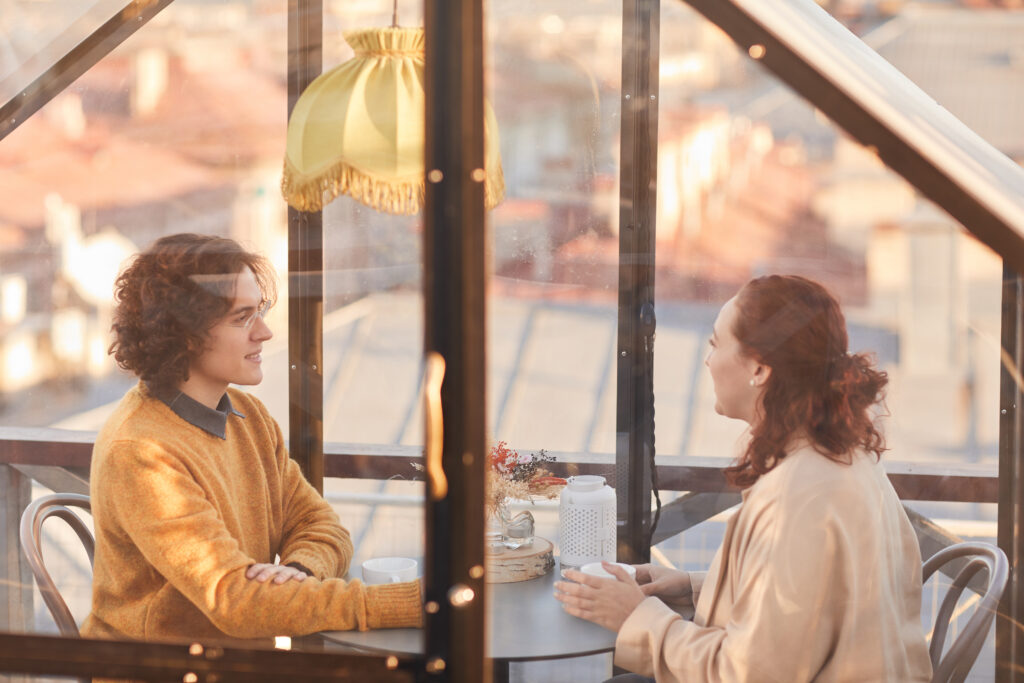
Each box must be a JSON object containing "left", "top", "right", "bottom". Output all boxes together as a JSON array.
[{"left": 485, "top": 537, "right": 554, "bottom": 583}]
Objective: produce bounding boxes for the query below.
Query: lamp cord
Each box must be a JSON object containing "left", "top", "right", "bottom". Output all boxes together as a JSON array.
[
  {"left": 392, "top": 0, "right": 398, "bottom": 27},
  {"left": 647, "top": 330, "right": 661, "bottom": 551}
]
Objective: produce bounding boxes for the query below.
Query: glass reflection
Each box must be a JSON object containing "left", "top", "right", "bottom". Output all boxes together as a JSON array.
[{"left": 0, "top": 1, "right": 134, "bottom": 103}]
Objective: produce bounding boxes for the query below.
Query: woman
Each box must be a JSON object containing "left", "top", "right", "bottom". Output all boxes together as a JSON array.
[
  {"left": 555, "top": 275, "right": 931, "bottom": 682},
  {"left": 83, "top": 234, "right": 422, "bottom": 645}
]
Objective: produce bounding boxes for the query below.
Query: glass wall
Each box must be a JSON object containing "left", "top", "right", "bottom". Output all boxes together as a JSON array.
[
  {"left": 649, "top": 1, "right": 1009, "bottom": 489},
  {"left": 648, "top": 4, "right": 1017, "bottom": 680},
  {"left": 317, "top": 0, "right": 430, "bottom": 576},
  {"left": 0, "top": 0, "right": 291, "bottom": 434},
  {"left": 0, "top": 1, "right": 138, "bottom": 103},
  {"left": 0, "top": 0, "right": 1021, "bottom": 679},
  {"left": 0, "top": 0, "right": 292, "bottom": 646}
]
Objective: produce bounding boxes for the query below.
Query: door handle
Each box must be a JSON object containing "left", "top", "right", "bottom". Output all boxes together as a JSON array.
[{"left": 424, "top": 351, "right": 448, "bottom": 501}]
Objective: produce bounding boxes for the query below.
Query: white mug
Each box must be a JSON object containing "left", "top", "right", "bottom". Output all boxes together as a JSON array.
[
  {"left": 361, "top": 557, "right": 418, "bottom": 585},
  {"left": 579, "top": 561, "right": 637, "bottom": 581}
]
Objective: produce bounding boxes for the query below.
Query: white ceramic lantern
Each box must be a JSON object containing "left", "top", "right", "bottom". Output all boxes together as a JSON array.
[{"left": 558, "top": 475, "right": 616, "bottom": 575}]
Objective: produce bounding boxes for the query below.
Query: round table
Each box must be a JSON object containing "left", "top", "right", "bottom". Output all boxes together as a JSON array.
[{"left": 320, "top": 561, "right": 616, "bottom": 679}]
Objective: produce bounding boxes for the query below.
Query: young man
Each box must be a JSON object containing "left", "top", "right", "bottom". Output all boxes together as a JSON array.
[{"left": 82, "top": 233, "right": 422, "bottom": 644}]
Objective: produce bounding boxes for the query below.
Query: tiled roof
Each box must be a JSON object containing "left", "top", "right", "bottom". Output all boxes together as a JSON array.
[
  {"left": 0, "top": 50, "right": 287, "bottom": 234},
  {"left": 85, "top": 55, "right": 288, "bottom": 168},
  {"left": 0, "top": 115, "right": 219, "bottom": 228}
]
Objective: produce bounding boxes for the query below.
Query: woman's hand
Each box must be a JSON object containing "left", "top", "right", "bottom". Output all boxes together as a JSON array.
[
  {"left": 554, "top": 562, "right": 646, "bottom": 631},
  {"left": 634, "top": 564, "right": 693, "bottom": 604},
  {"left": 245, "top": 563, "right": 308, "bottom": 584}
]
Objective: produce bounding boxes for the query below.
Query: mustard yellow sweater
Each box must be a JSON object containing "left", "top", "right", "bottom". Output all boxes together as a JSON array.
[{"left": 82, "top": 384, "right": 422, "bottom": 643}]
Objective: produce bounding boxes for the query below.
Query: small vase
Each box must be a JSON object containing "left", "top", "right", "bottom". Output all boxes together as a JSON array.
[
  {"left": 499, "top": 503, "right": 535, "bottom": 548},
  {"left": 486, "top": 499, "right": 509, "bottom": 554},
  {"left": 486, "top": 499, "right": 535, "bottom": 550}
]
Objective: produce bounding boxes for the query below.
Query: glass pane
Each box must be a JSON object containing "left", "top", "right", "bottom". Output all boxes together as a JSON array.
[
  {"left": 481, "top": 0, "right": 622, "bottom": 574},
  {"left": 316, "top": 1, "right": 428, "bottom": 585},
  {"left": 650, "top": 3, "right": 1013, "bottom": 681},
  {"left": 0, "top": 0, "right": 291, "bottom": 433},
  {"left": 481, "top": 4, "right": 624, "bottom": 678},
  {"left": 485, "top": 1, "right": 623, "bottom": 453},
  {"left": 0, "top": 0, "right": 135, "bottom": 103},
  {"left": 0, "top": 0, "right": 334, "bottom": 661}
]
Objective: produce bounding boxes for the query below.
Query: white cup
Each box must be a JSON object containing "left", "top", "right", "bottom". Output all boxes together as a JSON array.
[
  {"left": 361, "top": 557, "right": 418, "bottom": 585},
  {"left": 579, "top": 561, "right": 637, "bottom": 581}
]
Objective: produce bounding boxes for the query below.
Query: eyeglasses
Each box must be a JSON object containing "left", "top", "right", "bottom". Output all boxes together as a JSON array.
[{"left": 225, "top": 300, "right": 272, "bottom": 329}]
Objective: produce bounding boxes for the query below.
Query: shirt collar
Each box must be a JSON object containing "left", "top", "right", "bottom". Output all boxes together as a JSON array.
[{"left": 147, "top": 384, "right": 246, "bottom": 439}]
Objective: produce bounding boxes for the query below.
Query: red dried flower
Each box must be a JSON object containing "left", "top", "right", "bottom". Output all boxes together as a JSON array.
[
  {"left": 489, "top": 440, "right": 519, "bottom": 475},
  {"left": 486, "top": 442, "right": 566, "bottom": 516}
]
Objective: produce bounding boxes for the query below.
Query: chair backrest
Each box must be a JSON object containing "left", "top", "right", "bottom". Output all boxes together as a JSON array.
[
  {"left": 19, "top": 493, "right": 94, "bottom": 637},
  {"left": 922, "top": 541, "right": 1009, "bottom": 683}
]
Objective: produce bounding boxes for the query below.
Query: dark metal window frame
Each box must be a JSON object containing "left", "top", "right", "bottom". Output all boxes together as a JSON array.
[
  {"left": 998, "top": 267, "right": 1024, "bottom": 683},
  {"left": 616, "top": 0, "right": 661, "bottom": 565},
  {"left": 287, "top": 0, "right": 327, "bottom": 493},
  {"left": 421, "top": 0, "right": 489, "bottom": 679},
  {"left": 0, "top": 632, "right": 416, "bottom": 683}
]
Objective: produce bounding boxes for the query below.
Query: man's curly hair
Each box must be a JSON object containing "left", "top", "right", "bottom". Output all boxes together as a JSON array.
[{"left": 109, "top": 233, "right": 277, "bottom": 394}]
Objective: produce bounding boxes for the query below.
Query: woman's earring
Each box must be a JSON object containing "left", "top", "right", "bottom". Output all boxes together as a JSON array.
[{"left": 749, "top": 378, "right": 756, "bottom": 387}]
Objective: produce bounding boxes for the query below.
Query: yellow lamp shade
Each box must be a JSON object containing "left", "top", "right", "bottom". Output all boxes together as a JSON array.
[{"left": 281, "top": 27, "right": 504, "bottom": 215}]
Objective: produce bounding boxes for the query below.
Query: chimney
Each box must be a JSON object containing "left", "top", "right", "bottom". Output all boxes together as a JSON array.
[
  {"left": 43, "top": 193, "right": 82, "bottom": 247},
  {"left": 44, "top": 93, "right": 86, "bottom": 139},
  {"left": 132, "top": 47, "right": 169, "bottom": 117}
]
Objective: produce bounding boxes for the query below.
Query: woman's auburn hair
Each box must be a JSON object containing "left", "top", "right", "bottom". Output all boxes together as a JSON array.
[
  {"left": 724, "top": 274, "right": 888, "bottom": 488},
  {"left": 109, "top": 233, "right": 277, "bottom": 395}
]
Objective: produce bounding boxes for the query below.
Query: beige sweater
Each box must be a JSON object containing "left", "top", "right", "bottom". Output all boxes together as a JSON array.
[
  {"left": 82, "top": 385, "right": 422, "bottom": 644},
  {"left": 615, "top": 446, "right": 932, "bottom": 682}
]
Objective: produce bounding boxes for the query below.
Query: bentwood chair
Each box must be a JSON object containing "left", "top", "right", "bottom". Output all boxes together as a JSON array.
[
  {"left": 19, "top": 493, "right": 94, "bottom": 636},
  {"left": 922, "top": 541, "right": 1009, "bottom": 683}
]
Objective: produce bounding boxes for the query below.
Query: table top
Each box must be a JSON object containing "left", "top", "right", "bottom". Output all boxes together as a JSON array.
[{"left": 320, "top": 561, "right": 617, "bottom": 661}]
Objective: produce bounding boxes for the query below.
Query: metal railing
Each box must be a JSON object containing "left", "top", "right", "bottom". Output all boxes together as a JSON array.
[
  {"left": 0, "top": 427, "right": 991, "bottom": 680},
  {"left": 0, "top": 427, "right": 998, "bottom": 501}
]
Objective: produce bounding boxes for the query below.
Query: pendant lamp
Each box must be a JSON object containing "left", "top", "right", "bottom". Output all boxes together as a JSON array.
[{"left": 281, "top": 27, "right": 505, "bottom": 215}]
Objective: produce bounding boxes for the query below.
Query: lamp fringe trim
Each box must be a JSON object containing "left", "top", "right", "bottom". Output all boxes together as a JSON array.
[{"left": 282, "top": 158, "right": 506, "bottom": 215}]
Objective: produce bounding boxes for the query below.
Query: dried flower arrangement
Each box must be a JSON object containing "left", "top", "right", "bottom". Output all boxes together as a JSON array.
[
  {"left": 413, "top": 441, "right": 567, "bottom": 518},
  {"left": 486, "top": 441, "right": 566, "bottom": 518}
]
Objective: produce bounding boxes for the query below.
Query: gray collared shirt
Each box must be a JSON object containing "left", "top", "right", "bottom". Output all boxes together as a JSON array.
[{"left": 148, "top": 384, "right": 246, "bottom": 439}]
